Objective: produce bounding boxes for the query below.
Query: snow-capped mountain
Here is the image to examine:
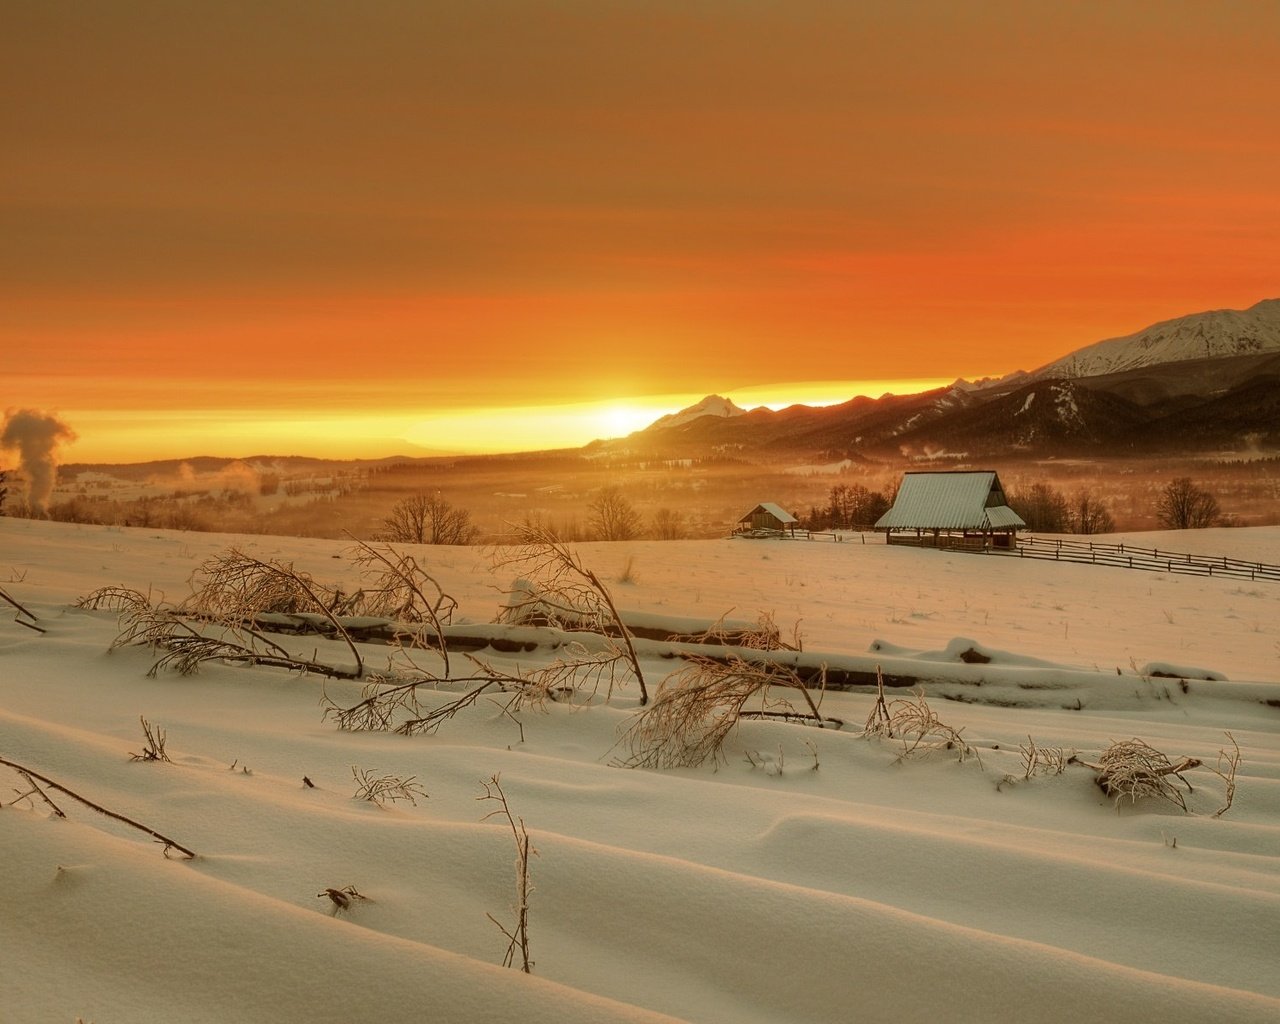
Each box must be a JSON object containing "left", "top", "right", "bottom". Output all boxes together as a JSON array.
[
  {"left": 617, "top": 299, "right": 1280, "bottom": 460},
  {"left": 1030, "top": 298, "right": 1280, "bottom": 380},
  {"left": 646, "top": 394, "right": 747, "bottom": 431}
]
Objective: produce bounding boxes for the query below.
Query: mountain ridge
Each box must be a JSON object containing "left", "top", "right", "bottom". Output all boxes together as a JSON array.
[{"left": 633, "top": 298, "right": 1280, "bottom": 459}]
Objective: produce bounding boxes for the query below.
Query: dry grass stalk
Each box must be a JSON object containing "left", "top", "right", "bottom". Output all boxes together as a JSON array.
[
  {"left": 1019, "top": 735, "right": 1072, "bottom": 778},
  {"left": 479, "top": 774, "right": 535, "bottom": 973},
  {"left": 129, "top": 716, "right": 172, "bottom": 763},
  {"left": 0, "top": 755, "right": 195, "bottom": 858},
  {"left": 618, "top": 654, "right": 840, "bottom": 770},
  {"left": 493, "top": 523, "right": 648, "bottom": 705},
  {"left": 1075, "top": 738, "right": 1202, "bottom": 811},
  {"left": 350, "top": 765, "right": 428, "bottom": 806}
]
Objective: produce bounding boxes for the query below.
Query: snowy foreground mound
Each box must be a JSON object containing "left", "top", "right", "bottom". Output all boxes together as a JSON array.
[{"left": 2, "top": 520, "right": 1279, "bottom": 1023}]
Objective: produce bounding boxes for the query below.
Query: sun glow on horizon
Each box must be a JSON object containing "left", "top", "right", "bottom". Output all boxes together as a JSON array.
[{"left": 32, "top": 377, "right": 963, "bottom": 465}]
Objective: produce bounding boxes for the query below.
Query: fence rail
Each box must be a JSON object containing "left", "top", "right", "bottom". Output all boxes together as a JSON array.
[{"left": 992, "top": 534, "right": 1280, "bottom": 583}]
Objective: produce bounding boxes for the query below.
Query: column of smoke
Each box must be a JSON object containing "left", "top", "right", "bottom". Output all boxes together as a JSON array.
[{"left": 1, "top": 408, "right": 77, "bottom": 515}]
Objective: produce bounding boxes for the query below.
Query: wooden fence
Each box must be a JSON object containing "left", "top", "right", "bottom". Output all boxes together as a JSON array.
[{"left": 987, "top": 534, "right": 1280, "bottom": 584}]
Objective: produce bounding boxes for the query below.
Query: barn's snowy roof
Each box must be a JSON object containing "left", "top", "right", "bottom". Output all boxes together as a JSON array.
[
  {"left": 739, "top": 502, "right": 799, "bottom": 525},
  {"left": 874, "top": 471, "right": 1026, "bottom": 532}
]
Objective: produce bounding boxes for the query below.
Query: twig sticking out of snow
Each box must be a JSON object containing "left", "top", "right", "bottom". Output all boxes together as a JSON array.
[
  {"left": 129, "top": 716, "right": 171, "bottom": 763},
  {"left": 1210, "top": 732, "right": 1242, "bottom": 818},
  {"left": 479, "top": 774, "right": 535, "bottom": 974}
]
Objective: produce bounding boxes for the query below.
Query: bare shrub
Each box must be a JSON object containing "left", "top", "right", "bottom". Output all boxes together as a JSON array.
[
  {"left": 129, "top": 716, "right": 171, "bottom": 763},
  {"left": 350, "top": 765, "right": 428, "bottom": 806},
  {"left": 617, "top": 654, "right": 841, "bottom": 770},
  {"left": 1074, "top": 738, "right": 1201, "bottom": 811},
  {"left": 185, "top": 548, "right": 328, "bottom": 618},
  {"left": 494, "top": 523, "right": 648, "bottom": 704},
  {"left": 184, "top": 548, "right": 364, "bottom": 676},
  {"left": 863, "top": 675, "right": 978, "bottom": 765},
  {"left": 346, "top": 536, "right": 458, "bottom": 677},
  {"left": 75, "top": 586, "right": 156, "bottom": 613},
  {"left": 1019, "top": 735, "right": 1073, "bottom": 778}
]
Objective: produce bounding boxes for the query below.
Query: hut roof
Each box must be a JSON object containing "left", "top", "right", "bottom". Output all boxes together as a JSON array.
[
  {"left": 739, "top": 502, "right": 799, "bottom": 525},
  {"left": 874, "top": 471, "right": 1026, "bottom": 532}
]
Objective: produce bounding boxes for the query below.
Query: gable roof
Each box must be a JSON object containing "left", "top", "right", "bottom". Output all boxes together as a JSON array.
[
  {"left": 874, "top": 471, "right": 1026, "bottom": 531},
  {"left": 739, "top": 502, "right": 799, "bottom": 525}
]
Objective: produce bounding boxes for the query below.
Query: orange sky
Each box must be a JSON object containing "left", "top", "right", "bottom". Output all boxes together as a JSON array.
[{"left": 3, "top": 2, "right": 1278, "bottom": 463}]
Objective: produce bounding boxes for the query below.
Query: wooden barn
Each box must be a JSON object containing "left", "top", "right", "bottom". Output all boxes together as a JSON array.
[
  {"left": 735, "top": 502, "right": 800, "bottom": 538},
  {"left": 874, "top": 471, "right": 1025, "bottom": 550}
]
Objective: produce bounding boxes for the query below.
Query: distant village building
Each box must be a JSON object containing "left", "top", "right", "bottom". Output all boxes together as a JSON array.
[
  {"left": 874, "top": 471, "right": 1025, "bottom": 550},
  {"left": 735, "top": 502, "right": 800, "bottom": 538}
]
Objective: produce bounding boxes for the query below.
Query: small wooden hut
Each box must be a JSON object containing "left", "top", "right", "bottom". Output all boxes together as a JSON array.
[
  {"left": 874, "top": 471, "right": 1024, "bottom": 550},
  {"left": 735, "top": 502, "right": 800, "bottom": 538}
]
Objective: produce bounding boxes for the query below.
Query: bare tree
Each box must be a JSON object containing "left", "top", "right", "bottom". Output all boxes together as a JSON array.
[
  {"left": 1070, "top": 489, "right": 1114, "bottom": 535},
  {"left": 825, "top": 483, "right": 893, "bottom": 530},
  {"left": 588, "top": 486, "right": 641, "bottom": 541},
  {"left": 1156, "top": 477, "right": 1221, "bottom": 530},
  {"left": 1010, "top": 482, "right": 1070, "bottom": 532},
  {"left": 651, "top": 507, "right": 685, "bottom": 540},
  {"left": 377, "top": 494, "right": 479, "bottom": 545}
]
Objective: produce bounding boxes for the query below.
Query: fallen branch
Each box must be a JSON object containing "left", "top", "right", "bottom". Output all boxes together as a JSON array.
[
  {"left": 9, "top": 770, "right": 67, "bottom": 817},
  {"left": 0, "top": 755, "right": 196, "bottom": 858},
  {"left": 1, "top": 585, "right": 45, "bottom": 633}
]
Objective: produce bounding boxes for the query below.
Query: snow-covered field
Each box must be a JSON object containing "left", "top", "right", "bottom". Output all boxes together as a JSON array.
[{"left": 2, "top": 518, "right": 1279, "bottom": 1023}]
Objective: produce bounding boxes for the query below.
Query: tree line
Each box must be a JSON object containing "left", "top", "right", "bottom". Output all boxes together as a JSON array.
[
  {"left": 270, "top": 476, "right": 1232, "bottom": 545},
  {"left": 1009, "top": 477, "right": 1222, "bottom": 534}
]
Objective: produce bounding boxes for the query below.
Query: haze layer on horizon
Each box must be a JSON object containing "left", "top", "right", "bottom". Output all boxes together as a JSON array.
[{"left": 3, "top": 3, "right": 1278, "bottom": 463}]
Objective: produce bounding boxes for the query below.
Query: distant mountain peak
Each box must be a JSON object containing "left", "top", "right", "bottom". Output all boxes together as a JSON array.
[
  {"left": 646, "top": 395, "right": 748, "bottom": 432},
  {"left": 1030, "top": 298, "right": 1280, "bottom": 381}
]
